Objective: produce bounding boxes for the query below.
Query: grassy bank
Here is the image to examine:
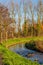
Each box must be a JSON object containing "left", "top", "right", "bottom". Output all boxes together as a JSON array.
[
  {"left": 0, "top": 44, "right": 40, "bottom": 65},
  {"left": 1, "top": 37, "right": 43, "bottom": 65},
  {"left": 2, "top": 37, "right": 43, "bottom": 47}
]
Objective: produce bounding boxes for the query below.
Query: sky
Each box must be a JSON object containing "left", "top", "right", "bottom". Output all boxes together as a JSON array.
[
  {"left": 0, "top": 0, "right": 39, "bottom": 24},
  {"left": 0, "top": 0, "right": 43, "bottom": 24},
  {"left": 0, "top": 0, "right": 38, "bottom": 6}
]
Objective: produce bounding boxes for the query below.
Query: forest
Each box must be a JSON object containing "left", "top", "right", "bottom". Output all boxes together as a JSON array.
[
  {"left": 0, "top": 0, "right": 43, "bottom": 43},
  {"left": 0, "top": 0, "right": 43, "bottom": 65}
]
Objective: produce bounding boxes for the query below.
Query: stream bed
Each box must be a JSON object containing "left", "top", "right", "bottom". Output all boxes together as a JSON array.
[{"left": 9, "top": 43, "right": 43, "bottom": 65}]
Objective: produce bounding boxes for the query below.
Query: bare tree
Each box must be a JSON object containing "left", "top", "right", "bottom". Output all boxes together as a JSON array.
[
  {"left": 15, "top": 2, "right": 22, "bottom": 37},
  {"left": 36, "top": 0, "right": 43, "bottom": 36},
  {"left": 10, "top": 0, "right": 16, "bottom": 38}
]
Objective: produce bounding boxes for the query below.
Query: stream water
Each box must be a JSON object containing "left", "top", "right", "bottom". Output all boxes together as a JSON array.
[{"left": 9, "top": 43, "right": 43, "bottom": 65}]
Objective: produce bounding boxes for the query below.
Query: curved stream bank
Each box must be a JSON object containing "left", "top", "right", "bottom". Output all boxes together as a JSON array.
[{"left": 9, "top": 43, "right": 43, "bottom": 64}]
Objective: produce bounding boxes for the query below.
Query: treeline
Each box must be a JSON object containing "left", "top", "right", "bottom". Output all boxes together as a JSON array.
[{"left": 0, "top": 0, "right": 43, "bottom": 43}]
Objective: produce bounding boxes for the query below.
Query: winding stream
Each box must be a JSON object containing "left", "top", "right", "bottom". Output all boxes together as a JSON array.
[{"left": 9, "top": 43, "right": 43, "bottom": 64}]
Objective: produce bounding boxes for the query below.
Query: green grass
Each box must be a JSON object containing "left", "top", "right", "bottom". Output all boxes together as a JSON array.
[
  {"left": 2, "top": 36, "right": 43, "bottom": 47},
  {"left": 0, "top": 44, "right": 40, "bottom": 65},
  {"left": 1, "top": 37, "right": 43, "bottom": 65}
]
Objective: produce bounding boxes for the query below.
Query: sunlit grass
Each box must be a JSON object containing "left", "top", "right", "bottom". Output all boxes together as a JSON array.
[
  {"left": 0, "top": 37, "right": 43, "bottom": 65},
  {"left": 0, "top": 44, "right": 40, "bottom": 65},
  {"left": 2, "top": 36, "right": 43, "bottom": 47}
]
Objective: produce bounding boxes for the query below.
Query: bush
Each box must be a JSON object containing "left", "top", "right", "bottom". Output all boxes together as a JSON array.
[{"left": 25, "top": 40, "right": 36, "bottom": 50}]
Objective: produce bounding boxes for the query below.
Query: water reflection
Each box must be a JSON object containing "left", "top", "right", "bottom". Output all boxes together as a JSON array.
[{"left": 9, "top": 43, "right": 43, "bottom": 64}]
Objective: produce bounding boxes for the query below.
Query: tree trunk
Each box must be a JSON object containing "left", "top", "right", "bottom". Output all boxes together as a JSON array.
[
  {"left": 0, "top": 32, "right": 2, "bottom": 43},
  {"left": 12, "top": 32, "right": 14, "bottom": 38},
  {"left": 5, "top": 31, "right": 8, "bottom": 41}
]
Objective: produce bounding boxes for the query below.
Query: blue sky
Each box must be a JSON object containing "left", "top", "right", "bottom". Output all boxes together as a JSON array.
[
  {"left": 0, "top": 0, "right": 38, "bottom": 5},
  {"left": 0, "top": 0, "right": 39, "bottom": 24}
]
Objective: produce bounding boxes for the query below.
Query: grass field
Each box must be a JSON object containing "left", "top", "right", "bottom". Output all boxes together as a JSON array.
[
  {"left": 0, "top": 37, "right": 43, "bottom": 65},
  {"left": 2, "top": 37, "right": 43, "bottom": 47},
  {"left": 0, "top": 44, "right": 40, "bottom": 65}
]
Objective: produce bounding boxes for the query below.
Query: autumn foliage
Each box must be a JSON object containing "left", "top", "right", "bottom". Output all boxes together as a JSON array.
[{"left": 0, "top": 0, "right": 43, "bottom": 43}]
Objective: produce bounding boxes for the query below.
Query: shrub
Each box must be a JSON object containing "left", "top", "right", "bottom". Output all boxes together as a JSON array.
[{"left": 25, "top": 40, "right": 36, "bottom": 50}]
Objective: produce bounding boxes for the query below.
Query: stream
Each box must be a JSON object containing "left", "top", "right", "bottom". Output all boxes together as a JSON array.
[{"left": 9, "top": 43, "right": 43, "bottom": 65}]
